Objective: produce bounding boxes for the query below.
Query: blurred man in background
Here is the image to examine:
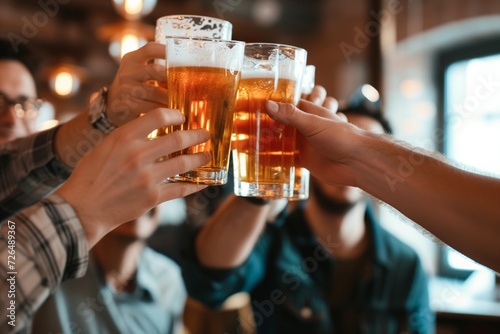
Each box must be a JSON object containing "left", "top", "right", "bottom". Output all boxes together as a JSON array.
[
  {"left": 33, "top": 206, "right": 187, "bottom": 334},
  {"left": 183, "top": 89, "right": 434, "bottom": 333}
]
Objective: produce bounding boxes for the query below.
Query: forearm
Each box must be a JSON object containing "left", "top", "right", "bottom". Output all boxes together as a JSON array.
[
  {"left": 195, "top": 195, "right": 273, "bottom": 268},
  {"left": 352, "top": 132, "right": 500, "bottom": 272}
]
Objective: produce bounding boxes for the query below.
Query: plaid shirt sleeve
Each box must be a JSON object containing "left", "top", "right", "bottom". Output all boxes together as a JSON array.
[
  {"left": 0, "top": 126, "right": 73, "bottom": 221},
  {"left": 0, "top": 194, "right": 89, "bottom": 333}
]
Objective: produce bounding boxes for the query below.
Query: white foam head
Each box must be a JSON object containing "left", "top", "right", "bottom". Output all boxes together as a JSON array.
[
  {"left": 155, "top": 15, "right": 232, "bottom": 43},
  {"left": 241, "top": 44, "right": 307, "bottom": 81},
  {"left": 166, "top": 37, "right": 244, "bottom": 71}
]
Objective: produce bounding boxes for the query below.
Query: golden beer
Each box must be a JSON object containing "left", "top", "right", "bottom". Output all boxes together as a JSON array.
[
  {"left": 161, "top": 36, "right": 244, "bottom": 185},
  {"left": 233, "top": 77, "right": 299, "bottom": 184},
  {"left": 232, "top": 43, "right": 308, "bottom": 199},
  {"left": 167, "top": 66, "right": 241, "bottom": 184}
]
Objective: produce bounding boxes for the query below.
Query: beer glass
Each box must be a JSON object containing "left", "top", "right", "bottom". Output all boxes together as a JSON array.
[
  {"left": 232, "top": 43, "right": 308, "bottom": 199},
  {"left": 165, "top": 37, "right": 245, "bottom": 185},
  {"left": 150, "top": 15, "right": 233, "bottom": 135}
]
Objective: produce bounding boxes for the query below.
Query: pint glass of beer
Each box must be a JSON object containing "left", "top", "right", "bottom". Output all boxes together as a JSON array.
[
  {"left": 165, "top": 37, "right": 244, "bottom": 185},
  {"left": 232, "top": 43, "right": 308, "bottom": 199}
]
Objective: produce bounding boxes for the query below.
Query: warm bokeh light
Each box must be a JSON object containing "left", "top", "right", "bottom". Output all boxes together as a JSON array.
[
  {"left": 399, "top": 79, "right": 423, "bottom": 98},
  {"left": 124, "top": 0, "right": 142, "bottom": 15},
  {"left": 121, "top": 33, "right": 140, "bottom": 58},
  {"left": 108, "top": 31, "right": 147, "bottom": 62},
  {"left": 413, "top": 101, "right": 436, "bottom": 118},
  {"left": 361, "top": 84, "right": 380, "bottom": 102},
  {"left": 252, "top": 0, "right": 282, "bottom": 27},
  {"left": 54, "top": 71, "right": 74, "bottom": 96},
  {"left": 49, "top": 68, "right": 81, "bottom": 98},
  {"left": 112, "top": 0, "right": 157, "bottom": 21}
]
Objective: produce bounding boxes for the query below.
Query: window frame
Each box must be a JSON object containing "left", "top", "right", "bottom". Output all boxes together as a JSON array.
[{"left": 435, "top": 36, "right": 500, "bottom": 280}]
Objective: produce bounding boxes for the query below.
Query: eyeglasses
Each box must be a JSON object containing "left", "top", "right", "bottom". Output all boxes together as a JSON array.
[{"left": 0, "top": 92, "right": 44, "bottom": 119}]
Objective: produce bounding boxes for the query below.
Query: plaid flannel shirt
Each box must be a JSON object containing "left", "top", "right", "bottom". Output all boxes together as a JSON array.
[
  {"left": 0, "top": 127, "right": 88, "bottom": 333},
  {"left": 0, "top": 195, "right": 89, "bottom": 333},
  {"left": 0, "top": 126, "right": 72, "bottom": 220}
]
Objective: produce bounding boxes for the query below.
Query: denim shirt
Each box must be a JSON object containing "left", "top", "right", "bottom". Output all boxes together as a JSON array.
[
  {"left": 183, "top": 204, "right": 435, "bottom": 334},
  {"left": 32, "top": 247, "right": 186, "bottom": 334}
]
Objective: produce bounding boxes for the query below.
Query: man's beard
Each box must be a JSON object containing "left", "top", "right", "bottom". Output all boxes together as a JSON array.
[{"left": 310, "top": 180, "right": 357, "bottom": 215}]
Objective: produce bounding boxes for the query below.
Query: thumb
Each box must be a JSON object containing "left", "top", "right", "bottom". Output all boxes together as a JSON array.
[{"left": 264, "top": 100, "right": 339, "bottom": 136}]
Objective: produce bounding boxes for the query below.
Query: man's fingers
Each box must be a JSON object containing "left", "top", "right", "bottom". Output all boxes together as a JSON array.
[
  {"left": 157, "top": 182, "right": 208, "bottom": 204},
  {"left": 146, "top": 129, "right": 211, "bottom": 162},
  {"left": 323, "top": 97, "right": 339, "bottom": 112},
  {"left": 307, "top": 85, "right": 327, "bottom": 105},
  {"left": 336, "top": 112, "right": 348, "bottom": 121},
  {"left": 265, "top": 100, "right": 345, "bottom": 138},
  {"left": 297, "top": 99, "right": 339, "bottom": 119},
  {"left": 265, "top": 101, "right": 316, "bottom": 131},
  {"left": 152, "top": 152, "right": 211, "bottom": 184},
  {"left": 115, "top": 108, "right": 184, "bottom": 138},
  {"left": 120, "top": 63, "right": 166, "bottom": 82}
]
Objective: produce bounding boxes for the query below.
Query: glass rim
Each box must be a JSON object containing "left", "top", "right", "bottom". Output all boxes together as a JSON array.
[
  {"left": 244, "top": 42, "right": 307, "bottom": 53},
  {"left": 164, "top": 36, "right": 244, "bottom": 45},
  {"left": 156, "top": 14, "right": 233, "bottom": 26}
]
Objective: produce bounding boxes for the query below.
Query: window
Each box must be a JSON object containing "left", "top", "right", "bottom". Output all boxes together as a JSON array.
[{"left": 437, "top": 38, "right": 500, "bottom": 279}]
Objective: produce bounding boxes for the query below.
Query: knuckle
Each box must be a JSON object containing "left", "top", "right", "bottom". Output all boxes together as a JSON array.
[
  {"left": 146, "top": 63, "right": 163, "bottom": 77},
  {"left": 152, "top": 108, "right": 170, "bottom": 126},
  {"left": 142, "top": 41, "right": 155, "bottom": 51},
  {"left": 125, "top": 152, "right": 144, "bottom": 170},
  {"left": 170, "top": 131, "right": 187, "bottom": 149},
  {"left": 121, "top": 51, "right": 134, "bottom": 63},
  {"left": 316, "top": 85, "right": 326, "bottom": 96},
  {"left": 173, "top": 155, "right": 190, "bottom": 172},
  {"left": 134, "top": 171, "right": 152, "bottom": 187},
  {"left": 286, "top": 103, "right": 299, "bottom": 117}
]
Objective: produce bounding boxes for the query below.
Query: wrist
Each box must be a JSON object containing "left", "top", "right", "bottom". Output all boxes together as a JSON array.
[
  {"left": 56, "top": 186, "right": 106, "bottom": 249},
  {"left": 55, "top": 111, "right": 100, "bottom": 168},
  {"left": 350, "top": 129, "right": 411, "bottom": 195}
]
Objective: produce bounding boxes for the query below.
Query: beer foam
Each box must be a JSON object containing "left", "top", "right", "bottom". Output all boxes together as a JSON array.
[
  {"left": 241, "top": 44, "right": 307, "bottom": 81},
  {"left": 241, "top": 58, "right": 303, "bottom": 81},
  {"left": 155, "top": 15, "right": 232, "bottom": 43},
  {"left": 166, "top": 38, "right": 244, "bottom": 70}
]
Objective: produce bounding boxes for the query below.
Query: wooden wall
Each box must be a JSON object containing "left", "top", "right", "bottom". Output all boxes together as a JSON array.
[{"left": 1, "top": 0, "right": 500, "bottom": 118}]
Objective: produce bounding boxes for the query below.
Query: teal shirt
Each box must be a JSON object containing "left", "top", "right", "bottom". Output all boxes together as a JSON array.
[
  {"left": 183, "top": 204, "right": 435, "bottom": 334},
  {"left": 32, "top": 247, "right": 186, "bottom": 334}
]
